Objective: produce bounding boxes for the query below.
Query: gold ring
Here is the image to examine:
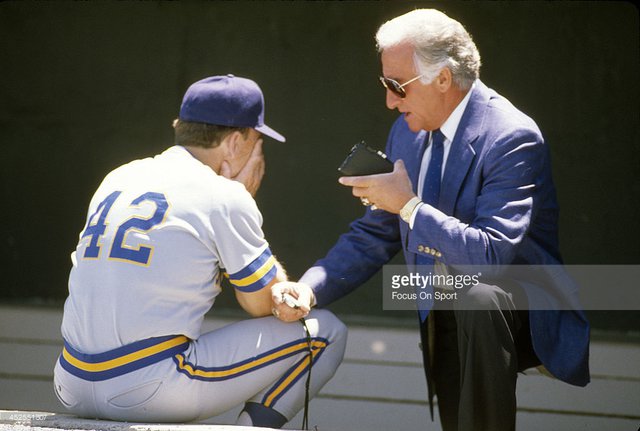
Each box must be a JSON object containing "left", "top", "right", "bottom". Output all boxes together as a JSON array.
[
  {"left": 360, "top": 197, "right": 372, "bottom": 206},
  {"left": 272, "top": 307, "right": 280, "bottom": 318}
]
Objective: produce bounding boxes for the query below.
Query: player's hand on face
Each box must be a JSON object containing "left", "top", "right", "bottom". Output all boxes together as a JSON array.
[
  {"left": 220, "top": 138, "right": 265, "bottom": 197},
  {"left": 339, "top": 159, "right": 414, "bottom": 213},
  {"left": 271, "top": 281, "right": 314, "bottom": 322}
]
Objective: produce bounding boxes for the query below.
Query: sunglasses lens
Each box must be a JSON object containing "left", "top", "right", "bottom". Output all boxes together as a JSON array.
[{"left": 380, "top": 77, "right": 406, "bottom": 98}]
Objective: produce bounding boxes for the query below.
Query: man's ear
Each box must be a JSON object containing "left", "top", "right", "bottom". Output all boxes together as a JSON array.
[
  {"left": 221, "top": 131, "right": 244, "bottom": 159},
  {"left": 435, "top": 67, "right": 452, "bottom": 93}
]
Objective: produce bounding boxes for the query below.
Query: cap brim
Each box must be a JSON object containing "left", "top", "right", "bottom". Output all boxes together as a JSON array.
[{"left": 256, "top": 124, "right": 286, "bottom": 142}]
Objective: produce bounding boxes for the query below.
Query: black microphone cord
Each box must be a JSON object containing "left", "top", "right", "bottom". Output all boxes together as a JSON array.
[{"left": 300, "top": 317, "right": 313, "bottom": 430}]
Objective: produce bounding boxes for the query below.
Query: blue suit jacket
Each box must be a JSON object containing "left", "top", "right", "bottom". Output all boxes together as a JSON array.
[{"left": 301, "top": 80, "right": 589, "bottom": 387}]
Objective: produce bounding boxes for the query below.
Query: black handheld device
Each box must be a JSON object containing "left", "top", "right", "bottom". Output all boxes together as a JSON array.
[{"left": 337, "top": 142, "right": 394, "bottom": 176}]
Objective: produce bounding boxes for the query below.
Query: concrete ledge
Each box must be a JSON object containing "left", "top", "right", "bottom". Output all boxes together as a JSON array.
[{"left": 0, "top": 411, "right": 282, "bottom": 431}]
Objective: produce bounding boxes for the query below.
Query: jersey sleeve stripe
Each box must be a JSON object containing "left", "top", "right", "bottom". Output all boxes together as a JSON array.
[{"left": 225, "top": 248, "right": 278, "bottom": 292}]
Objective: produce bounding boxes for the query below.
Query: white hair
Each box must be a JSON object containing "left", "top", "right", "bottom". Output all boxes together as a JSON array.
[{"left": 375, "top": 9, "right": 481, "bottom": 90}]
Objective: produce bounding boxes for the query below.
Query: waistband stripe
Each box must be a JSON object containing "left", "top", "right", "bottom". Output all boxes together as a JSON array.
[{"left": 59, "top": 335, "right": 189, "bottom": 381}]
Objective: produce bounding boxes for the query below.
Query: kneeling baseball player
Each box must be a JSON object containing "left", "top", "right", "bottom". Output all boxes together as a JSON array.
[{"left": 53, "top": 75, "right": 347, "bottom": 428}]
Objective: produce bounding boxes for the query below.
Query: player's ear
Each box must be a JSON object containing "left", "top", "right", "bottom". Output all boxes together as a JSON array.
[{"left": 222, "top": 131, "right": 243, "bottom": 159}]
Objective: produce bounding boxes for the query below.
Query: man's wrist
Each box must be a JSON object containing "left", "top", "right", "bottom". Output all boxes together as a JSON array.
[
  {"left": 400, "top": 196, "right": 423, "bottom": 223},
  {"left": 307, "top": 285, "right": 317, "bottom": 308}
]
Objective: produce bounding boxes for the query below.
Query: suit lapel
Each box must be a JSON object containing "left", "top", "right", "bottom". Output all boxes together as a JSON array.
[
  {"left": 401, "top": 129, "right": 428, "bottom": 192},
  {"left": 396, "top": 129, "right": 427, "bottom": 267},
  {"left": 439, "top": 81, "right": 490, "bottom": 215}
]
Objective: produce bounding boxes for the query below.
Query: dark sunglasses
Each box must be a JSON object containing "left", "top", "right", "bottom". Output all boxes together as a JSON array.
[{"left": 379, "top": 74, "right": 424, "bottom": 98}]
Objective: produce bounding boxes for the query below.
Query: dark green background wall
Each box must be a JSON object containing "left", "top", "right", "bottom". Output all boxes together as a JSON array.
[{"left": 1, "top": 2, "right": 638, "bottom": 329}]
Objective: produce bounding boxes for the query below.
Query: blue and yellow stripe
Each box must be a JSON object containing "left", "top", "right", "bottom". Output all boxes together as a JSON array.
[
  {"left": 173, "top": 337, "right": 329, "bottom": 403},
  {"left": 262, "top": 339, "right": 327, "bottom": 408},
  {"left": 225, "top": 248, "right": 277, "bottom": 292},
  {"left": 59, "top": 335, "right": 190, "bottom": 381}
]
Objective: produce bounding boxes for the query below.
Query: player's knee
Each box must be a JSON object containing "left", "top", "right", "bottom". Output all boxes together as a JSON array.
[{"left": 309, "top": 309, "right": 348, "bottom": 352}]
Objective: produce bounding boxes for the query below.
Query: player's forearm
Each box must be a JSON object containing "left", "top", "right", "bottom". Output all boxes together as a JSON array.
[
  {"left": 235, "top": 289, "right": 272, "bottom": 317},
  {"left": 235, "top": 260, "right": 287, "bottom": 317}
]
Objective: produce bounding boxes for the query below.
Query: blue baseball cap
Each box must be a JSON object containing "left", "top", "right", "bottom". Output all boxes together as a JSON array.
[{"left": 179, "top": 74, "right": 285, "bottom": 142}]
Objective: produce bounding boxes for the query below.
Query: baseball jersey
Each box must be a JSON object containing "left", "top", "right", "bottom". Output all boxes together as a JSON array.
[{"left": 61, "top": 145, "right": 277, "bottom": 353}]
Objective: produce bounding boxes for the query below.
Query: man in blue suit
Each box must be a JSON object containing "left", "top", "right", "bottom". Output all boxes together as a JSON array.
[{"left": 272, "top": 8, "right": 590, "bottom": 431}]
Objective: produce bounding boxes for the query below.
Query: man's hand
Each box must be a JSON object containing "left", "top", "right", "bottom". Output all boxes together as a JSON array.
[
  {"left": 339, "top": 159, "right": 415, "bottom": 213},
  {"left": 220, "top": 138, "right": 265, "bottom": 197},
  {"left": 271, "top": 281, "right": 315, "bottom": 322}
]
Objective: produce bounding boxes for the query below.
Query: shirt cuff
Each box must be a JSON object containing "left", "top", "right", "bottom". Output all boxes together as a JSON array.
[{"left": 409, "top": 203, "right": 425, "bottom": 229}]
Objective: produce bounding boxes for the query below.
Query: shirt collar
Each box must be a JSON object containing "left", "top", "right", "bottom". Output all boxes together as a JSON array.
[{"left": 439, "top": 80, "right": 477, "bottom": 143}]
